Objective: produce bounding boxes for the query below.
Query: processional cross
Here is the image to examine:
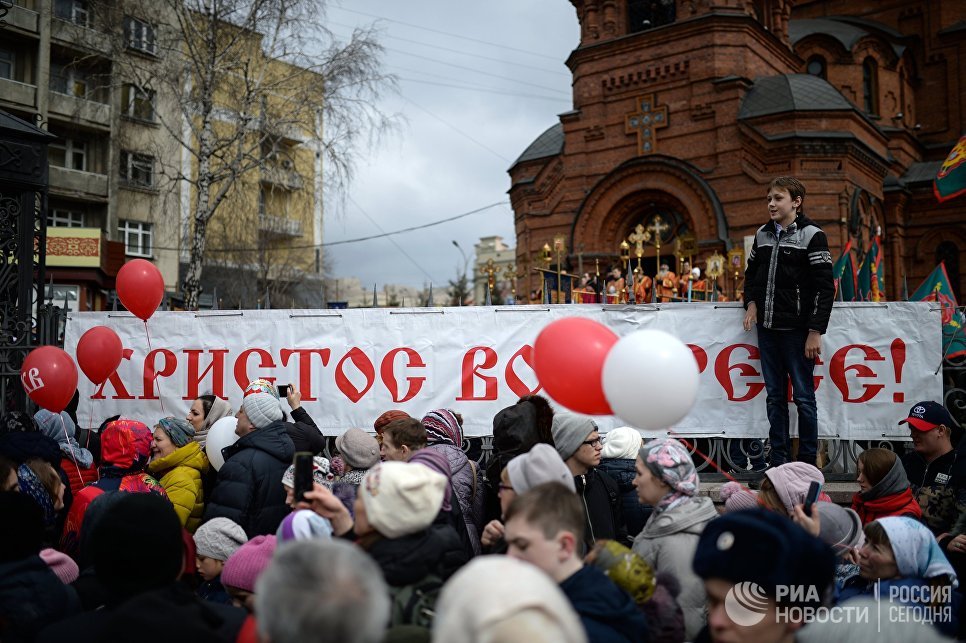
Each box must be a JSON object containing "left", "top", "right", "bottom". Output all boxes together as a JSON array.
[{"left": 627, "top": 224, "right": 648, "bottom": 270}]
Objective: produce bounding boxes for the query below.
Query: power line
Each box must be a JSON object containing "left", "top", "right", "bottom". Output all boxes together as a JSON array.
[
  {"left": 328, "top": 20, "right": 569, "bottom": 77},
  {"left": 329, "top": 6, "right": 564, "bottom": 61},
  {"left": 347, "top": 196, "right": 436, "bottom": 283},
  {"left": 402, "top": 95, "right": 511, "bottom": 162},
  {"left": 150, "top": 201, "right": 508, "bottom": 253},
  {"left": 397, "top": 77, "right": 567, "bottom": 103}
]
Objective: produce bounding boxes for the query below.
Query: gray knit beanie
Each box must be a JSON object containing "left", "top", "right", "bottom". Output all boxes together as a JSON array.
[
  {"left": 551, "top": 413, "right": 597, "bottom": 461},
  {"left": 242, "top": 392, "right": 283, "bottom": 429},
  {"left": 335, "top": 428, "right": 380, "bottom": 469},
  {"left": 194, "top": 518, "right": 248, "bottom": 561},
  {"left": 507, "top": 443, "right": 576, "bottom": 493}
]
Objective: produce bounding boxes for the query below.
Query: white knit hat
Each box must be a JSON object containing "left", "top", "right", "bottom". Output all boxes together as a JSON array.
[
  {"left": 359, "top": 461, "right": 446, "bottom": 539},
  {"left": 601, "top": 426, "right": 643, "bottom": 460}
]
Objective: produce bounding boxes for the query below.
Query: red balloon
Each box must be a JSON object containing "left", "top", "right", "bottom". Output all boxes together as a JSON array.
[
  {"left": 20, "top": 346, "right": 78, "bottom": 413},
  {"left": 76, "top": 326, "right": 123, "bottom": 385},
  {"left": 533, "top": 317, "right": 618, "bottom": 415},
  {"left": 116, "top": 259, "right": 164, "bottom": 321}
]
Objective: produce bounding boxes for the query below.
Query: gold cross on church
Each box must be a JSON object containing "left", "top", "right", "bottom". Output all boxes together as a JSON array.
[{"left": 625, "top": 94, "right": 669, "bottom": 155}]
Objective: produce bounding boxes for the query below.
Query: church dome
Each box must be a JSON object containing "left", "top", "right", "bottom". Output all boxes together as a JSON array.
[
  {"left": 510, "top": 122, "right": 564, "bottom": 169},
  {"left": 738, "top": 74, "right": 855, "bottom": 119}
]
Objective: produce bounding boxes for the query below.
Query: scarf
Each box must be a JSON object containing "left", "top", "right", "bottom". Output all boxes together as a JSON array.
[
  {"left": 422, "top": 409, "right": 463, "bottom": 447},
  {"left": 860, "top": 457, "right": 911, "bottom": 501},
  {"left": 34, "top": 409, "right": 94, "bottom": 469},
  {"left": 852, "top": 488, "right": 922, "bottom": 525},
  {"left": 653, "top": 489, "right": 692, "bottom": 514},
  {"left": 194, "top": 397, "right": 234, "bottom": 446},
  {"left": 17, "top": 463, "right": 56, "bottom": 526},
  {"left": 878, "top": 517, "right": 958, "bottom": 587}
]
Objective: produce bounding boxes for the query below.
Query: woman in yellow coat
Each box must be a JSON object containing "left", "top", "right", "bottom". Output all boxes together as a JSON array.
[{"left": 147, "top": 416, "right": 210, "bottom": 532}]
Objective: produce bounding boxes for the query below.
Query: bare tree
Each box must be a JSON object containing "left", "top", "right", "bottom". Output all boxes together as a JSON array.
[{"left": 104, "top": 0, "right": 394, "bottom": 309}]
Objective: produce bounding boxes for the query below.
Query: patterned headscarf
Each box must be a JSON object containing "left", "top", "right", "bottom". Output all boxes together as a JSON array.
[
  {"left": 409, "top": 448, "right": 453, "bottom": 512},
  {"left": 156, "top": 417, "right": 195, "bottom": 448},
  {"left": 101, "top": 419, "right": 153, "bottom": 470},
  {"left": 1, "top": 411, "right": 39, "bottom": 434},
  {"left": 422, "top": 409, "right": 463, "bottom": 447},
  {"left": 639, "top": 438, "right": 699, "bottom": 513},
  {"left": 34, "top": 409, "right": 94, "bottom": 469},
  {"left": 17, "top": 463, "right": 56, "bottom": 527},
  {"left": 878, "top": 517, "right": 959, "bottom": 587}
]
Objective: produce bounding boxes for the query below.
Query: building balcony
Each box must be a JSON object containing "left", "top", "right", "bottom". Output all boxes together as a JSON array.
[
  {"left": 48, "top": 91, "right": 111, "bottom": 129},
  {"left": 50, "top": 18, "right": 112, "bottom": 55},
  {"left": 258, "top": 213, "right": 302, "bottom": 238},
  {"left": 46, "top": 226, "right": 125, "bottom": 279},
  {"left": 0, "top": 77, "right": 37, "bottom": 110},
  {"left": 6, "top": 4, "right": 39, "bottom": 34},
  {"left": 49, "top": 166, "right": 108, "bottom": 199},
  {"left": 260, "top": 165, "right": 304, "bottom": 190}
]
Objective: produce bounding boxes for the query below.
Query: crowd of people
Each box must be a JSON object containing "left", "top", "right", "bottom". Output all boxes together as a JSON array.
[{"left": 0, "top": 379, "right": 963, "bottom": 643}]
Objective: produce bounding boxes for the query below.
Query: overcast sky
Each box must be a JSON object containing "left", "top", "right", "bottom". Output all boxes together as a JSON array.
[{"left": 322, "top": 1, "right": 579, "bottom": 289}]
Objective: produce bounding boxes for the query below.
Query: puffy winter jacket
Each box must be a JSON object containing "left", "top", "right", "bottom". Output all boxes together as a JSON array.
[
  {"left": 203, "top": 421, "right": 295, "bottom": 537},
  {"left": 285, "top": 407, "right": 325, "bottom": 455},
  {"left": 147, "top": 441, "right": 210, "bottom": 533},
  {"left": 428, "top": 443, "right": 484, "bottom": 555},
  {"left": 599, "top": 457, "right": 651, "bottom": 538},
  {"left": 363, "top": 522, "right": 468, "bottom": 587},
  {"left": 632, "top": 495, "right": 718, "bottom": 640},
  {"left": 744, "top": 214, "right": 834, "bottom": 333},
  {"left": 560, "top": 565, "right": 649, "bottom": 643}
]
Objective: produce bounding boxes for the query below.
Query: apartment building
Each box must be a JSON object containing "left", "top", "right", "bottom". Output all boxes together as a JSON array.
[{"left": 1, "top": 0, "right": 323, "bottom": 311}]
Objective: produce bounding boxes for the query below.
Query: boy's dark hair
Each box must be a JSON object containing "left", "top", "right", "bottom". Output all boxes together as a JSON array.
[
  {"left": 504, "top": 482, "right": 584, "bottom": 542},
  {"left": 382, "top": 418, "right": 427, "bottom": 450},
  {"left": 769, "top": 176, "right": 806, "bottom": 214}
]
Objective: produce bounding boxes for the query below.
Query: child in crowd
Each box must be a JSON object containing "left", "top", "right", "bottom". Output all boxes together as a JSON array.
[
  {"left": 193, "top": 517, "right": 249, "bottom": 605},
  {"left": 221, "top": 534, "right": 277, "bottom": 612}
]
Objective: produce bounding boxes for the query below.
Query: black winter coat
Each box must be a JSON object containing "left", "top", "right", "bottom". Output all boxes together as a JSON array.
[
  {"left": 599, "top": 458, "right": 651, "bottom": 538},
  {"left": 744, "top": 214, "right": 834, "bottom": 333},
  {"left": 203, "top": 422, "right": 295, "bottom": 537},
  {"left": 0, "top": 555, "right": 80, "bottom": 643},
  {"left": 285, "top": 407, "right": 325, "bottom": 455},
  {"left": 364, "top": 523, "right": 468, "bottom": 587},
  {"left": 575, "top": 468, "right": 628, "bottom": 549}
]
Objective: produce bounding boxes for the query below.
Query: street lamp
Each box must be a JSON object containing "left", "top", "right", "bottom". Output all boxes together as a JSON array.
[{"left": 452, "top": 240, "right": 471, "bottom": 305}]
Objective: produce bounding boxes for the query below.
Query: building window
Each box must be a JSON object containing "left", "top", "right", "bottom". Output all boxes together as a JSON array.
[
  {"left": 50, "top": 62, "right": 90, "bottom": 98},
  {"left": 0, "top": 49, "right": 14, "bottom": 80},
  {"left": 124, "top": 16, "right": 157, "bottom": 55},
  {"left": 806, "top": 56, "right": 826, "bottom": 80},
  {"left": 48, "top": 209, "right": 85, "bottom": 227},
  {"left": 862, "top": 57, "right": 878, "bottom": 115},
  {"left": 49, "top": 139, "right": 88, "bottom": 171},
  {"left": 53, "top": 0, "right": 90, "bottom": 27},
  {"left": 122, "top": 83, "right": 156, "bottom": 122},
  {"left": 119, "top": 220, "right": 153, "bottom": 257},
  {"left": 119, "top": 150, "right": 155, "bottom": 187},
  {"left": 628, "top": 0, "right": 675, "bottom": 34}
]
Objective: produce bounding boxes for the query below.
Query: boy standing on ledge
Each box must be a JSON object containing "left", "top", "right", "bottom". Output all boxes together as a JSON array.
[{"left": 743, "top": 176, "right": 835, "bottom": 468}]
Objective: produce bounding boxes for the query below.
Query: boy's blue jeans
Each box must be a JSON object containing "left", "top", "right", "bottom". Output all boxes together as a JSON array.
[{"left": 757, "top": 325, "right": 818, "bottom": 466}]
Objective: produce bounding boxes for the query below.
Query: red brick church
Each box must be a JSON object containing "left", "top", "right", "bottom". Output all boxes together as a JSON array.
[{"left": 508, "top": 0, "right": 965, "bottom": 302}]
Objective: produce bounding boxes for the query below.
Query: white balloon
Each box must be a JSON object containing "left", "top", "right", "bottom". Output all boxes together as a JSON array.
[
  {"left": 205, "top": 416, "right": 239, "bottom": 471},
  {"left": 602, "top": 329, "right": 699, "bottom": 430}
]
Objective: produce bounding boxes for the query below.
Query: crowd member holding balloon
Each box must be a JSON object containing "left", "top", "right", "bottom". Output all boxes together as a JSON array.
[
  {"left": 552, "top": 413, "right": 627, "bottom": 550},
  {"left": 203, "top": 379, "right": 295, "bottom": 537},
  {"left": 146, "top": 417, "right": 210, "bottom": 532},
  {"left": 186, "top": 394, "right": 234, "bottom": 448},
  {"left": 61, "top": 418, "right": 167, "bottom": 557},
  {"left": 742, "top": 176, "right": 835, "bottom": 469},
  {"left": 632, "top": 437, "right": 717, "bottom": 640},
  {"left": 34, "top": 409, "right": 97, "bottom": 496}
]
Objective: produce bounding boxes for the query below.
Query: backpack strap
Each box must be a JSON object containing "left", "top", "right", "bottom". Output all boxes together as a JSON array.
[{"left": 469, "top": 459, "right": 478, "bottom": 503}]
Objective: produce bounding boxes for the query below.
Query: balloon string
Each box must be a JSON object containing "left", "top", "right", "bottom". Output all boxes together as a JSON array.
[
  {"left": 143, "top": 321, "right": 166, "bottom": 415},
  {"left": 668, "top": 432, "right": 760, "bottom": 501},
  {"left": 59, "top": 413, "right": 85, "bottom": 485},
  {"left": 86, "top": 395, "right": 100, "bottom": 482}
]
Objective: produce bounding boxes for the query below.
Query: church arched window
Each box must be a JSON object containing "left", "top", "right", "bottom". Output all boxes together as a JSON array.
[
  {"left": 862, "top": 57, "right": 878, "bottom": 115},
  {"left": 806, "top": 55, "right": 826, "bottom": 80},
  {"left": 628, "top": 0, "right": 675, "bottom": 34}
]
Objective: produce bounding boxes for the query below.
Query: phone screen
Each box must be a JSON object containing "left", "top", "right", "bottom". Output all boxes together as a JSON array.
[
  {"left": 803, "top": 480, "right": 821, "bottom": 516},
  {"left": 293, "top": 452, "right": 313, "bottom": 502},
  {"left": 277, "top": 384, "right": 289, "bottom": 398}
]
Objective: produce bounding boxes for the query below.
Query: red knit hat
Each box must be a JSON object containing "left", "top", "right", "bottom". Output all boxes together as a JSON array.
[{"left": 373, "top": 410, "right": 410, "bottom": 433}]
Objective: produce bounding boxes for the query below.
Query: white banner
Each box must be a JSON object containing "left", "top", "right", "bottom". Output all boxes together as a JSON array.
[{"left": 63, "top": 302, "right": 942, "bottom": 439}]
